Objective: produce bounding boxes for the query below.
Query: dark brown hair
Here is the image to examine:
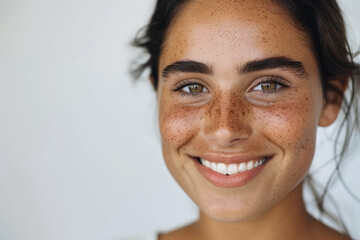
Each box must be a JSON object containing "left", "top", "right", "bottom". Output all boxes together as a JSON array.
[{"left": 132, "top": 0, "right": 360, "bottom": 236}]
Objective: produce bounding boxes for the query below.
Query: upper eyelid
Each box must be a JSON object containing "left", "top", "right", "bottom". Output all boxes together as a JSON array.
[
  {"left": 252, "top": 76, "right": 291, "bottom": 87},
  {"left": 257, "top": 75, "right": 288, "bottom": 82},
  {"left": 173, "top": 79, "right": 209, "bottom": 91}
]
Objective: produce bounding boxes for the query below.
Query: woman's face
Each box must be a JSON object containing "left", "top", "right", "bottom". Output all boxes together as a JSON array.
[{"left": 157, "top": 0, "right": 333, "bottom": 222}]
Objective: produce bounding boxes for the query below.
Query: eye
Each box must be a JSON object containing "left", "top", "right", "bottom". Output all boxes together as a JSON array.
[
  {"left": 173, "top": 81, "right": 209, "bottom": 95},
  {"left": 251, "top": 76, "right": 290, "bottom": 93},
  {"left": 253, "top": 82, "right": 281, "bottom": 91},
  {"left": 183, "top": 84, "right": 208, "bottom": 93}
]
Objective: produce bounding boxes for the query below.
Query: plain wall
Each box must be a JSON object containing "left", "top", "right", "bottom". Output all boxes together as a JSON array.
[{"left": 0, "top": 0, "right": 359, "bottom": 239}]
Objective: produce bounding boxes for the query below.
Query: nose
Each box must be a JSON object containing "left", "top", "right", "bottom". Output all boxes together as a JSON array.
[{"left": 202, "top": 92, "right": 252, "bottom": 147}]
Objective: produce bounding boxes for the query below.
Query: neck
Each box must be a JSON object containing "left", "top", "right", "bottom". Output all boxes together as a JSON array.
[{"left": 194, "top": 183, "right": 312, "bottom": 240}]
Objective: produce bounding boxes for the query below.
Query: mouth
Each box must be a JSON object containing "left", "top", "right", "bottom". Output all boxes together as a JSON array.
[
  {"left": 190, "top": 155, "right": 273, "bottom": 188},
  {"left": 195, "top": 157, "right": 270, "bottom": 176}
]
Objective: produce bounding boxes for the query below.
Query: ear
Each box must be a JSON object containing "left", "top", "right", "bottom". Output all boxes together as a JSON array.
[
  {"left": 318, "top": 101, "right": 342, "bottom": 127},
  {"left": 318, "top": 77, "right": 348, "bottom": 127}
]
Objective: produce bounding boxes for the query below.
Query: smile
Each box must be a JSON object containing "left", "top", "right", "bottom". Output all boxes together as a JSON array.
[
  {"left": 199, "top": 158, "right": 267, "bottom": 175},
  {"left": 192, "top": 155, "right": 272, "bottom": 188}
]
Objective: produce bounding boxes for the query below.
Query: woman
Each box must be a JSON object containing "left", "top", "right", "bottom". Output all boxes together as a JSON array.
[{"left": 131, "top": 0, "right": 359, "bottom": 239}]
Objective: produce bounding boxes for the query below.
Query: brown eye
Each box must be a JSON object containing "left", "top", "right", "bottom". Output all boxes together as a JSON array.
[
  {"left": 261, "top": 82, "right": 277, "bottom": 91},
  {"left": 189, "top": 84, "right": 203, "bottom": 93},
  {"left": 253, "top": 81, "right": 281, "bottom": 92},
  {"left": 183, "top": 84, "right": 208, "bottom": 94}
]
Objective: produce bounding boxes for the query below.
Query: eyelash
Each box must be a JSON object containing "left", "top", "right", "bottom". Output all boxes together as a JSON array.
[
  {"left": 252, "top": 76, "right": 291, "bottom": 94},
  {"left": 172, "top": 80, "right": 208, "bottom": 96},
  {"left": 172, "top": 76, "right": 290, "bottom": 96}
]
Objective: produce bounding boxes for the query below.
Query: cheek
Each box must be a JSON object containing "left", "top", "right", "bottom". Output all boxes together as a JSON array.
[
  {"left": 255, "top": 93, "right": 318, "bottom": 152},
  {"left": 254, "top": 94, "right": 319, "bottom": 187},
  {"left": 158, "top": 98, "right": 203, "bottom": 196},
  {"left": 158, "top": 99, "right": 201, "bottom": 150}
]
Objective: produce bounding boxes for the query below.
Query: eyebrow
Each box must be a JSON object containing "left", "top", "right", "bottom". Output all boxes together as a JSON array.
[
  {"left": 162, "top": 60, "right": 213, "bottom": 78},
  {"left": 240, "top": 56, "right": 309, "bottom": 78},
  {"left": 161, "top": 56, "right": 309, "bottom": 79}
]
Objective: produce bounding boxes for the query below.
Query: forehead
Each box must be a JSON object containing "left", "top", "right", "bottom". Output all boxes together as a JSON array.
[{"left": 160, "top": 0, "right": 314, "bottom": 72}]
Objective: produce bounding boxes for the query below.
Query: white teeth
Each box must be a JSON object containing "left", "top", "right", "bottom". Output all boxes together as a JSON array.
[
  {"left": 227, "top": 164, "right": 238, "bottom": 175},
  {"left": 204, "top": 160, "right": 211, "bottom": 168},
  {"left": 239, "top": 162, "right": 247, "bottom": 172},
  {"left": 217, "top": 163, "right": 227, "bottom": 175},
  {"left": 199, "top": 157, "right": 267, "bottom": 175},
  {"left": 210, "top": 162, "right": 217, "bottom": 171},
  {"left": 247, "top": 161, "right": 254, "bottom": 170}
]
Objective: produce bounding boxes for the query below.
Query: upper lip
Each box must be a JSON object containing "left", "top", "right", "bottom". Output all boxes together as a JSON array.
[{"left": 191, "top": 152, "right": 273, "bottom": 164}]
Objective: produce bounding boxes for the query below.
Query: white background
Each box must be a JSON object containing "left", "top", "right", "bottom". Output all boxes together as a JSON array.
[{"left": 0, "top": 0, "right": 359, "bottom": 239}]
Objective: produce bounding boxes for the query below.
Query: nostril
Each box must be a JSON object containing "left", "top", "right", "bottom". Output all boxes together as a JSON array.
[{"left": 213, "top": 128, "right": 245, "bottom": 145}]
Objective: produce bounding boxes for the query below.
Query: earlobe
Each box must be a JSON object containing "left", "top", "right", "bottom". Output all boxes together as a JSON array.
[{"left": 318, "top": 102, "right": 342, "bottom": 127}]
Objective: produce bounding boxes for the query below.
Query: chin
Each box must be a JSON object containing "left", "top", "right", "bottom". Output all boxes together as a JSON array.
[
  {"left": 195, "top": 176, "right": 306, "bottom": 224},
  {"left": 195, "top": 190, "right": 273, "bottom": 223}
]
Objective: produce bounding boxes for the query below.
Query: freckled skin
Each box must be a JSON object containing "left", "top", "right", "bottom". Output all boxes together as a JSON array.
[{"left": 157, "top": 0, "right": 345, "bottom": 239}]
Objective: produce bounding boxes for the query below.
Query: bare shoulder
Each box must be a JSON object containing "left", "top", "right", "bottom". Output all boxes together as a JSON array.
[{"left": 309, "top": 217, "right": 350, "bottom": 240}]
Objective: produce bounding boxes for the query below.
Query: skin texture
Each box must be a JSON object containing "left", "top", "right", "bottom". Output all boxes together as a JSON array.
[{"left": 156, "top": 0, "right": 347, "bottom": 239}]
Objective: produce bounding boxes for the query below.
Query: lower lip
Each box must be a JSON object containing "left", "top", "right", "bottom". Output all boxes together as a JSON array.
[{"left": 193, "top": 158, "right": 270, "bottom": 188}]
